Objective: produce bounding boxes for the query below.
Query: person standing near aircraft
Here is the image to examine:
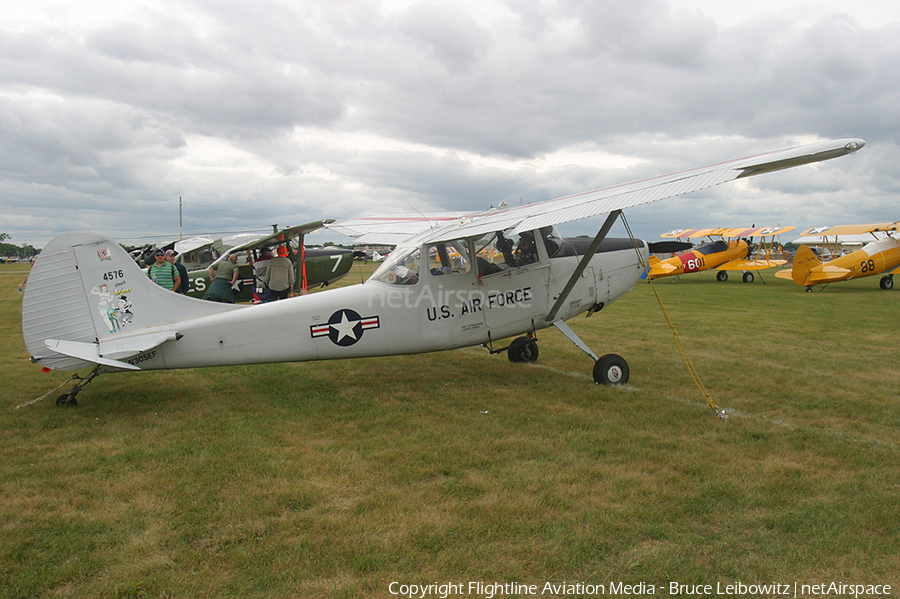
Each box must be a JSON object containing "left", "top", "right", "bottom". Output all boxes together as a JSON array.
[
  {"left": 254, "top": 247, "right": 273, "bottom": 302},
  {"left": 203, "top": 253, "right": 239, "bottom": 303},
  {"left": 147, "top": 248, "right": 181, "bottom": 291},
  {"left": 265, "top": 246, "right": 294, "bottom": 301},
  {"left": 165, "top": 250, "right": 190, "bottom": 295}
]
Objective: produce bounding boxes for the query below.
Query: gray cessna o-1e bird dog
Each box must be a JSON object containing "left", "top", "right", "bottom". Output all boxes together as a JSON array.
[{"left": 22, "top": 139, "right": 864, "bottom": 405}]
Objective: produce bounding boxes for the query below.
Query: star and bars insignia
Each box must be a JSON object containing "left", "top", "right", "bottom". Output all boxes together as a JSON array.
[{"left": 310, "top": 309, "right": 380, "bottom": 346}]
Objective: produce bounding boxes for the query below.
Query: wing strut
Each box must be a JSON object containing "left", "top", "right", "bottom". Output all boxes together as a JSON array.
[{"left": 546, "top": 210, "right": 621, "bottom": 322}]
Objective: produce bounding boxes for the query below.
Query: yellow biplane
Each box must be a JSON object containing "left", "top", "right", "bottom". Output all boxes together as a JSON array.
[
  {"left": 776, "top": 222, "right": 900, "bottom": 290},
  {"left": 647, "top": 226, "right": 795, "bottom": 283}
]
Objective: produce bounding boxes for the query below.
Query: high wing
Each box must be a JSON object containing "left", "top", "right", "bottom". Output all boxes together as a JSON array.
[
  {"left": 329, "top": 139, "right": 863, "bottom": 245},
  {"left": 661, "top": 226, "right": 795, "bottom": 239},
  {"left": 799, "top": 222, "right": 900, "bottom": 236},
  {"left": 324, "top": 212, "right": 471, "bottom": 245},
  {"left": 221, "top": 219, "right": 336, "bottom": 255}
]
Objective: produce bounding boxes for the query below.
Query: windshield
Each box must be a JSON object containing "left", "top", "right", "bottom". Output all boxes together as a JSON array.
[
  {"left": 369, "top": 246, "right": 421, "bottom": 285},
  {"left": 696, "top": 240, "right": 728, "bottom": 255}
]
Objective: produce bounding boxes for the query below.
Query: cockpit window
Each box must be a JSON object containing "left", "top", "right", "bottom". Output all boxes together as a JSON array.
[
  {"left": 426, "top": 239, "right": 472, "bottom": 277},
  {"left": 369, "top": 246, "right": 421, "bottom": 285},
  {"left": 473, "top": 228, "right": 542, "bottom": 276}
]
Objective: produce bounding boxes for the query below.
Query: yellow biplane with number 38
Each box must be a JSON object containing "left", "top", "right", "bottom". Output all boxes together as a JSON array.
[{"left": 776, "top": 222, "right": 900, "bottom": 291}]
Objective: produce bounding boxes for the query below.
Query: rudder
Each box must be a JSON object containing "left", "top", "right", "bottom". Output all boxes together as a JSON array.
[{"left": 790, "top": 245, "right": 821, "bottom": 286}]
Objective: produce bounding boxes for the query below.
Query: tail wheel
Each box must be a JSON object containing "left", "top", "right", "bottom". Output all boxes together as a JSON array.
[
  {"left": 508, "top": 337, "right": 539, "bottom": 363},
  {"left": 593, "top": 354, "right": 630, "bottom": 385},
  {"left": 55, "top": 394, "right": 77, "bottom": 407},
  {"left": 880, "top": 275, "right": 893, "bottom": 290},
  {"left": 716, "top": 271, "right": 728, "bottom": 282},
  {"left": 742, "top": 272, "right": 754, "bottom": 283}
]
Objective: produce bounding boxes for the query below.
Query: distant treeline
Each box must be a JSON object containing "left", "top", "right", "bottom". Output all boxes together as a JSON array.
[{"left": 0, "top": 233, "right": 38, "bottom": 259}]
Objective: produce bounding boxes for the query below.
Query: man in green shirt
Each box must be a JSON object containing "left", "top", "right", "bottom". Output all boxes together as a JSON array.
[{"left": 147, "top": 249, "right": 181, "bottom": 291}]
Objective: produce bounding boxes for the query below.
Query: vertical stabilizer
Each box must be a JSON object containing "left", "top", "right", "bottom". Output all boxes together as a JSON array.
[
  {"left": 790, "top": 245, "right": 822, "bottom": 286},
  {"left": 23, "top": 232, "right": 239, "bottom": 371}
]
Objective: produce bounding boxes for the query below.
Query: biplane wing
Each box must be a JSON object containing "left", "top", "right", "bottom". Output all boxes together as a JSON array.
[
  {"left": 800, "top": 223, "right": 900, "bottom": 237},
  {"left": 717, "top": 258, "right": 787, "bottom": 271},
  {"left": 661, "top": 226, "right": 795, "bottom": 239}
]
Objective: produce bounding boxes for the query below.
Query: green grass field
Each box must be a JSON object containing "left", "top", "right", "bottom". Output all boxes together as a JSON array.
[{"left": 2, "top": 261, "right": 899, "bottom": 598}]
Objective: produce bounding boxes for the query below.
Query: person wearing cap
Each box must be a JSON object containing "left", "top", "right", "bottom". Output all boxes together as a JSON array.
[
  {"left": 264, "top": 246, "right": 294, "bottom": 301},
  {"left": 165, "top": 249, "right": 190, "bottom": 295},
  {"left": 203, "top": 253, "right": 240, "bottom": 303},
  {"left": 147, "top": 248, "right": 181, "bottom": 291}
]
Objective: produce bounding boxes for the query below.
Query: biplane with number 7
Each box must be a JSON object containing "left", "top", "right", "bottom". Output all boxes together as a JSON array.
[
  {"left": 646, "top": 226, "right": 795, "bottom": 283},
  {"left": 775, "top": 222, "right": 900, "bottom": 290}
]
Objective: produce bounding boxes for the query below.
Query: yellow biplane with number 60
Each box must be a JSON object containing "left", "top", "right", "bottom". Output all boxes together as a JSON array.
[{"left": 647, "top": 226, "right": 794, "bottom": 283}]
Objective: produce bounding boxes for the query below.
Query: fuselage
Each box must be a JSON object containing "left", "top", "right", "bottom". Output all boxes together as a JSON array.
[
  {"left": 130, "top": 236, "right": 649, "bottom": 371},
  {"left": 806, "top": 237, "right": 900, "bottom": 285}
]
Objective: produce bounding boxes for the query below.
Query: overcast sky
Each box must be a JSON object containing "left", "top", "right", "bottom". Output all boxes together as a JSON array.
[{"left": 2, "top": 0, "right": 898, "bottom": 248}]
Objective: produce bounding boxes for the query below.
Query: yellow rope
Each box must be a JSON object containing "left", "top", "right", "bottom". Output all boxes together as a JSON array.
[{"left": 621, "top": 215, "right": 728, "bottom": 419}]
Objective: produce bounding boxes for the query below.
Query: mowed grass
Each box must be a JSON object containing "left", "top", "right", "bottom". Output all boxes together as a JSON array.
[{"left": 2, "top": 261, "right": 899, "bottom": 598}]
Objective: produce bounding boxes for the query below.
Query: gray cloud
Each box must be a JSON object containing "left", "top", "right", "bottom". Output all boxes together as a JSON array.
[{"left": 0, "top": 0, "right": 896, "bottom": 247}]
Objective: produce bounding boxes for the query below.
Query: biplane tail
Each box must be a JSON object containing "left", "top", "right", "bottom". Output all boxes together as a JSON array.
[
  {"left": 786, "top": 244, "right": 822, "bottom": 286},
  {"left": 22, "top": 232, "right": 238, "bottom": 372}
]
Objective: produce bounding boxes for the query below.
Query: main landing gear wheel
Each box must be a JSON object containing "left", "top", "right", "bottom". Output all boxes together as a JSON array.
[
  {"left": 716, "top": 271, "right": 728, "bottom": 282},
  {"left": 880, "top": 275, "right": 893, "bottom": 290},
  {"left": 593, "top": 354, "right": 629, "bottom": 385},
  {"left": 508, "top": 336, "right": 539, "bottom": 363},
  {"left": 742, "top": 272, "right": 754, "bottom": 283}
]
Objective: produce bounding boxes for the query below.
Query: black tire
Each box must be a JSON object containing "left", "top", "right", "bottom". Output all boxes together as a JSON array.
[
  {"left": 593, "top": 354, "right": 630, "bottom": 385},
  {"left": 56, "top": 394, "right": 77, "bottom": 407},
  {"left": 508, "top": 337, "right": 539, "bottom": 363},
  {"left": 880, "top": 276, "right": 893, "bottom": 290},
  {"left": 716, "top": 271, "right": 728, "bottom": 282},
  {"left": 742, "top": 272, "right": 754, "bottom": 283}
]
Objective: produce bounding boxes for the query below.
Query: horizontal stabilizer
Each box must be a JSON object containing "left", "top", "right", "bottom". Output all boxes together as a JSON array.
[
  {"left": 774, "top": 269, "right": 794, "bottom": 280},
  {"left": 45, "top": 339, "right": 142, "bottom": 371},
  {"left": 98, "top": 331, "right": 182, "bottom": 361},
  {"left": 45, "top": 331, "right": 181, "bottom": 371},
  {"left": 820, "top": 265, "right": 852, "bottom": 275}
]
